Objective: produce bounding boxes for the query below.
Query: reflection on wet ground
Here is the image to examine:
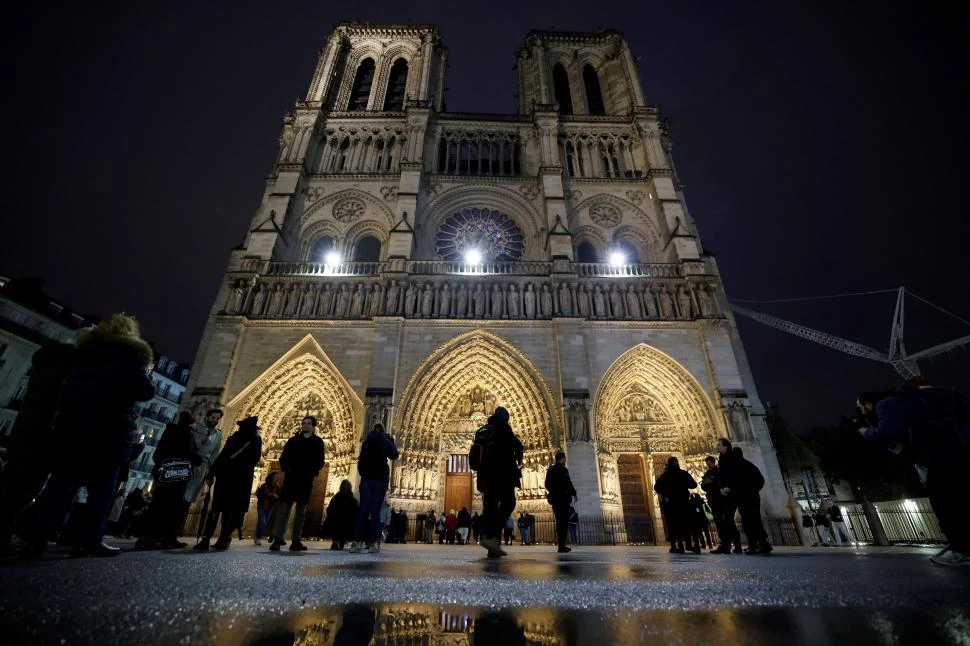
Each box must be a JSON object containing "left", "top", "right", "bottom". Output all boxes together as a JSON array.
[{"left": 236, "top": 603, "right": 970, "bottom": 645}]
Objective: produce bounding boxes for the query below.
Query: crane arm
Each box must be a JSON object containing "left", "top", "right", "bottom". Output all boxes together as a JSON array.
[
  {"left": 906, "top": 335, "right": 970, "bottom": 361},
  {"left": 730, "top": 304, "right": 889, "bottom": 363}
]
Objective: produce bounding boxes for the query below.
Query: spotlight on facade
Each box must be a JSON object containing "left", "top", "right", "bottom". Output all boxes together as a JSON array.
[
  {"left": 324, "top": 251, "right": 341, "bottom": 266},
  {"left": 609, "top": 250, "right": 627, "bottom": 267},
  {"left": 465, "top": 248, "right": 482, "bottom": 265}
]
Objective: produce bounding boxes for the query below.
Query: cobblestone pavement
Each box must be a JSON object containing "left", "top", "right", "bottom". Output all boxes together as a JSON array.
[{"left": 1, "top": 540, "right": 968, "bottom": 645}]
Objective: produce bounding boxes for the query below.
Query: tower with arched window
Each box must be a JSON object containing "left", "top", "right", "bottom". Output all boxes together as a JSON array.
[{"left": 185, "top": 23, "right": 792, "bottom": 546}]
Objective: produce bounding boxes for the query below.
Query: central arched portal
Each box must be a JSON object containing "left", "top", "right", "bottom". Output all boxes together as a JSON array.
[{"left": 391, "top": 330, "right": 561, "bottom": 513}]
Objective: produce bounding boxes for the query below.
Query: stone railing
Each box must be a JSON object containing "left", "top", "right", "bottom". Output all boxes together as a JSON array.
[
  {"left": 406, "top": 260, "right": 553, "bottom": 276},
  {"left": 255, "top": 259, "right": 680, "bottom": 278},
  {"left": 265, "top": 260, "right": 385, "bottom": 277}
]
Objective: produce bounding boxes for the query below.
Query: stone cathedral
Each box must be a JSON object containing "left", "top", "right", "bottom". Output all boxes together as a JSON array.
[{"left": 186, "top": 23, "right": 789, "bottom": 538}]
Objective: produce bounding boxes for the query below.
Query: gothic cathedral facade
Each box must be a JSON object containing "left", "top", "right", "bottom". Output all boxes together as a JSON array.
[{"left": 186, "top": 23, "right": 789, "bottom": 537}]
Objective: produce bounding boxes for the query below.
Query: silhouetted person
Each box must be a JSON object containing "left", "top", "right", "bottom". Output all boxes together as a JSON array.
[
  {"left": 325, "top": 479, "right": 358, "bottom": 550},
  {"left": 22, "top": 314, "right": 155, "bottom": 558},
  {"left": 653, "top": 456, "right": 698, "bottom": 553},
  {"left": 544, "top": 451, "right": 578, "bottom": 553},
  {"left": 350, "top": 422, "right": 398, "bottom": 553},
  {"left": 270, "top": 416, "right": 325, "bottom": 552},
  {"left": 710, "top": 439, "right": 743, "bottom": 554},
  {"left": 195, "top": 416, "right": 262, "bottom": 551},
  {"left": 724, "top": 446, "right": 771, "bottom": 554},
  {"left": 183, "top": 409, "right": 224, "bottom": 532},
  {"left": 475, "top": 407, "right": 523, "bottom": 558},
  {"left": 253, "top": 472, "right": 280, "bottom": 546}
]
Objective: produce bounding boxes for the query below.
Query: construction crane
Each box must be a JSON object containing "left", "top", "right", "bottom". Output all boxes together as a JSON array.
[{"left": 730, "top": 287, "right": 970, "bottom": 379}]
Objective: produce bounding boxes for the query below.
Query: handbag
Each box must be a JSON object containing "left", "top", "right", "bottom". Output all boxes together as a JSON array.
[{"left": 157, "top": 459, "right": 192, "bottom": 485}]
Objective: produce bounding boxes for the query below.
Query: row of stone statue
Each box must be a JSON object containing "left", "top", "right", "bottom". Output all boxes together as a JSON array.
[{"left": 224, "top": 277, "right": 721, "bottom": 321}]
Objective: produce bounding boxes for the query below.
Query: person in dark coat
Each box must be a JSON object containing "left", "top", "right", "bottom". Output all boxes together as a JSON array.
[
  {"left": 0, "top": 340, "right": 75, "bottom": 556},
  {"left": 325, "top": 479, "right": 358, "bottom": 550},
  {"left": 710, "top": 439, "right": 743, "bottom": 554},
  {"left": 136, "top": 411, "right": 202, "bottom": 549},
  {"left": 351, "top": 422, "right": 399, "bottom": 553},
  {"left": 253, "top": 471, "right": 280, "bottom": 546},
  {"left": 544, "top": 451, "right": 578, "bottom": 553},
  {"left": 653, "top": 455, "right": 699, "bottom": 554},
  {"left": 195, "top": 416, "right": 262, "bottom": 551},
  {"left": 270, "top": 415, "right": 326, "bottom": 552},
  {"left": 457, "top": 507, "right": 472, "bottom": 545},
  {"left": 476, "top": 406, "right": 524, "bottom": 558},
  {"left": 21, "top": 314, "right": 155, "bottom": 558},
  {"left": 722, "top": 446, "right": 771, "bottom": 554}
]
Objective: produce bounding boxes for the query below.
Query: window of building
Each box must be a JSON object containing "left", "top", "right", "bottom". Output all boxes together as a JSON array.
[
  {"left": 354, "top": 236, "right": 382, "bottom": 262},
  {"left": 583, "top": 64, "right": 605, "bottom": 115},
  {"left": 348, "top": 58, "right": 376, "bottom": 111},
  {"left": 180, "top": 368, "right": 190, "bottom": 384},
  {"left": 383, "top": 58, "right": 409, "bottom": 111},
  {"left": 615, "top": 240, "right": 639, "bottom": 263},
  {"left": 311, "top": 236, "right": 336, "bottom": 263},
  {"left": 576, "top": 241, "right": 598, "bottom": 263},
  {"left": 553, "top": 64, "right": 573, "bottom": 115}
]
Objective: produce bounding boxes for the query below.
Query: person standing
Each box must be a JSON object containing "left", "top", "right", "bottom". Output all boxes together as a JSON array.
[
  {"left": 445, "top": 509, "right": 458, "bottom": 545},
  {"left": 136, "top": 411, "right": 201, "bottom": 549},
  {"left": 324, "top": 479, "right": 358, "bottom": 550},
  {"left": 350, "top": 422, "right": 398, "bottom": 554},
  {"left": 724, "top": 446, "right": 772, "bottom": 554},
  {"left": 544, "top": 451, "right": 578, "bottom": 553},
  {"left": 475, "top": 407, "right": 524, "bottom": 558},
  {"left": 253, "top": 472, "right": 280, "bottom": 546},
  {"left": 457, "top": 507, "right": 472, "bottom": 545},
  {"left": 183, "top": 409, "right": 224, "bottom": 533},
  {"left": 653, "top": 456, "right": 698, "bottom": 554},
  {"left": 824, "top": 498, "right": 852, "bottom": 545},
  {"left": 21, "top": 314, "right": 155, "bottom": 558},
  {"left": 470, "top": 511, "right": 482, "bottom": 544},
  {"left": 0, "top": 338, "right": 76, "bottom": 556},
  {"left": 195, "top": 416, "right": 262, "bottom": 551},
  {"left": 270, "top": 416, "right": 326, "bottom": 552},
  {"left": 709, "top": 442, "right": 743, "bottom": 554}
]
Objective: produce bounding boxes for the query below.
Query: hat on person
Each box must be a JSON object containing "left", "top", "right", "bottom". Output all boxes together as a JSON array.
[
  {"left": 178, "top": 411, "right": 197, "bottom": 425},
  {"left": 493, "top": 406, "right": 510, "bottom": 423},
  {"left": 237, "top": 416, "right": 260, "bottom": 432},
  {"left": 555, "top": 451, "right": 566, "bottom": 461}
]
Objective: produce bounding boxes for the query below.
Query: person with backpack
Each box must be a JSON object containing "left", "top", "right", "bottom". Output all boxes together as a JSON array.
[
  {"left": 858, "top": 382, "right": 970, "bottom": 566},
  {"left": 350, "top": 422, "right": 398, "bottom": 554},
  {"left": 469, "top": 406, "right": 524, "bottom": 558},
  {"left": 722, "top": 446, "right": 772, "bottom": 554},
  {"left": 269, "top": 416, "right": 326, "bottom": 553},
  {"left": 253, "top": 472, "right": 280, "bottom": 546},
  {"left": 544, "top": 451, "right": 578, "bottom": 553}
]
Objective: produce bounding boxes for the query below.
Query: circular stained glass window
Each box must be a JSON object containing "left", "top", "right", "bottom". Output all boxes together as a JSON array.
[{"left": 435, "top": 208, "right": 525, "bottom": 262}]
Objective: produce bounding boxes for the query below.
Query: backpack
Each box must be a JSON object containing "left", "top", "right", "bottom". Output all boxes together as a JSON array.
[
  {"left": 357, "top": 437, "right": 385, "bottom": 479},
  {"left": 468, "top": 423, "right": 496, "bottom": 471}
]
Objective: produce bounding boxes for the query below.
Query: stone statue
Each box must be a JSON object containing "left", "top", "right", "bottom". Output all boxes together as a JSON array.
[
  {"left": 225, "top": 280, "right": 245, "bottom": 314},
  {"left": 625, "top": 284, "right": 641, "bottom": 318},
  {"left": 609, "top": 285, "right": 624, "bottom": 319},
  {"left": 642, "top": 286, "right": 658, "bottom": 318},
  {"left": 558, "top": 282, "right": 572, "bottom": 316},
  {"left": 299, "top": 284, "right": 317, "bottom": 318},
  {"left": 490, "top": 284, "right": 503, "bottom": 318},
  {"left": 539, "top": 284, "right": 553, "bottom": 318},
  {"left": 283, "top": 285, "right": 300, "bottom": 318},
  {"left": 472, "top": 284, "right": 485, "bottom": 318},
  {"left": 523, "top": 283, "right": 536, "bottom": 319},
  {"left": 350, "top": 283, "right": 365, "bottom": 317},
  {"left": 456, "top": 283, "right": 469, "bottom": 318},
  {"left": 250, "top": 284, "right": 267, "bottom": 317},
  {"left": 567, "top": 402, "right": 591, "bottom": 442},
  {"left": 507, "top": 284, "right": 520, "bottom": 318},
  {"left": 697, "top": 285, "right": 716, "bottom": 317},
  {"left": 268, "top": 284, "right": 285, "bottom": 317},
  {"left": 385, "top": 280, "right": 400, "bottom": 315},
  {"left": 677, "top": 286, "right": 693, "bottom": 319},
  {"left": 368, "top": 283, "right": 382, "bottom": 317},
  {"left": 728, "top": 402, "right": 754, "bottom": 441},
  {"left": 335, "top": 284, "right": 350, "bottom": 318},
  {"left": 317, "top": 284, "right": 334, "bottom": 317},
  {"left": 592, "top": 285, "right": 606, "bottom": 318},
  {"left": 404, "top": 282, "right": 417, "bottom": 317},
  {"left": 576, "top": 284, "right": 590, "bottom": 318},
  {"left": 420, "top": 283, "right": 434, "bottom": 317},
  {"left": 438, "top": 283, "right": 452, "bottom": 317},
  {"left": 658, "top": 286, "right": 674, "bottom": 319}
]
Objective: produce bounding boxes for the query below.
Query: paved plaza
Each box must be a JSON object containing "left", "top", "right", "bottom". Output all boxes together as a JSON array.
[{"left": 1, "top": 541, "right": 969, "bottom": 644}]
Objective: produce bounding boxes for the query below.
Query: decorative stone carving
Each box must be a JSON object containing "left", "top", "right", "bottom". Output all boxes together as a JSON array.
[
  {"left": 250, "top": 285, "right": 267, "bottom": 317},
  {"left": 332, "top": 197, "right": 366, "bottom": 223},
  {"left": 566, "top": 401, "right": 591, "bottom": 442},
  {"left": 609, "top": 285, "right": 624, "bottom": 318},
  {"left": 307, "top": 186, "right": 325, "bottom": 202},
  {"left": 379, "top": 185, "right": 398, "bottom": 201},
  {"left": 225, "top": 280, "right": 245, "bottom": 314},
  {"left": 523, "top": 283, "right": 537, "bottom": 319},
  {"left": 540, "top": 284, "right": 553, "bottom": 318},
  {"left": 350, "top": 283, "right": 365, "bottom": 318},
  {"left": 625, "top": 284, "right": 641, "bottom": 318},
  {"left": 435, "top": 208, "right": 525, "bottom": 262},
  {"left": 518, "top": 184, "right": 541, "bottom": 201},
  {"left": 385, "top": 280, "right": 401, "bottom": 315},
  {"left": 726, "top": 401, "right": 755, "bottom": 442},
  {"left": 589, "top": 202, "right": 621, "bottom": 227},
  {"left": 677, "top": 286, "right": 693, "bottom": 319},
  {"left": 625, "top": 190, "right": 646, "bottom": 205}
]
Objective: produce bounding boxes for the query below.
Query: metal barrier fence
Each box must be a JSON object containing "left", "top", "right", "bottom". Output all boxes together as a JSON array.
[{"left": 838, "top": 497, "right": 945, "bottom": 544}]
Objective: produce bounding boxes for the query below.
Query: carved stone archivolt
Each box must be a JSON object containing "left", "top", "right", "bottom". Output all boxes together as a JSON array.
[
  {"left": 392, "top": 330, "right": 560, "bottom": 502},
  {"left": 332, "top": 197, "right": 367, "bottom": 223},
  {"left": 594, "top": 343, "right": 723, "bottom": 461}
]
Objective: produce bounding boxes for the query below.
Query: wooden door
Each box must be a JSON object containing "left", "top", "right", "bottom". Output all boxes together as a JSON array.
[
  {"left": 617, "top": 454, "right": 653, "bottom": 543},
  {"left": 444, "top": 454, "right": 472, "bottom": 514}
]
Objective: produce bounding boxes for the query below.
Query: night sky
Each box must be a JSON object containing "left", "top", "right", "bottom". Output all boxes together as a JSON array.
[{"left": 5, "top": 1, "right": 968, "bottom": 432}]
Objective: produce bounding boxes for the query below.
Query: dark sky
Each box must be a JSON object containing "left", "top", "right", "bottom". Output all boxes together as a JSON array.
[{"left": 4, "top": 1, "right": 968, "bottom": 432}]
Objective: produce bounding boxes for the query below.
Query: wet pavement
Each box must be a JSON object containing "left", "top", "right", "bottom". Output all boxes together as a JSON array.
[{"left": 1, "top": 541, "right": 968, "bottom": 644}]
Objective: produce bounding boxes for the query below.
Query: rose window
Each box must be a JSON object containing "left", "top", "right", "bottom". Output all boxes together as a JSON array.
[{"left": 435, "top": 208, "right": 525, "bottom": 261}]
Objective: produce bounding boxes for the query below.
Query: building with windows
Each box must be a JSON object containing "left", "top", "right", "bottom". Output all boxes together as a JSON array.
[
  {"left": 0, "top": 277, "right": 91, "bottom": 450},
  {"left": 184, "top": 24, "right": 792, "bottom": 538},
  {"left": 125, "top": 355, "right": 191, "bottom": 494}
]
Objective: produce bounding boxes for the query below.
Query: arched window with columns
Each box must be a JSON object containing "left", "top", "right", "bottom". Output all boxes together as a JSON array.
[
  {"left": 583, "top": 64, "right": 605, "bottom": 115},
  {"left": 577, "top": 240, "right": 598, "bottom": 263},
  {"left": 383, "top": 59, "right": 409, "bottom": 111},
  {"left": 354, "top": 236, "right": 382, "bottom": 262},
  {"left": 553, "top": 64, "right": 573, "bottom": 115},
  {"left": 310, "top": 236, "right": 337, "bottom": 262},
  {"left": 348, "top": 58, "right": 376, "bottom": 111}
]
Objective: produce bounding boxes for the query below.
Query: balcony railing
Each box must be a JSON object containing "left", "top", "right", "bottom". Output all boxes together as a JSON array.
[
  {"left": 259, "top": 260, "right": 680, "bottom": 279},
  {"left": 266, "top": 261, "right": 384, "bottom": 277}
]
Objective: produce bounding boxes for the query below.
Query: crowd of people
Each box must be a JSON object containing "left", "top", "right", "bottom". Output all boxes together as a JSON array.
[{"left": 0, "top": 314, "right": 966, "bottom": 567}]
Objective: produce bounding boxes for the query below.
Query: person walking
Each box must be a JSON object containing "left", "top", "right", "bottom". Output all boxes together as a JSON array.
[
  {"left": 195, "top": 416, "right": 262, "bottom": 551},
  {"left": 379, "top": 502, "right": 392, "bottom": 545},
  {"left": 136, "top": 411, "right": 201, "bottom": 549},
  {"left": 653, "top": 456, "right": 698, "bottom": 554},
  {"left": 708, "top": 443, "right": 743, "bottom": 554},
  {"left": 824, "top": 498, "right": 853, "bottom": 546},
  {"left": 253, "top": 472, "right": 280, "bottom": 546},
  {"left": 270, "top": 416, "right": 326, "bottom": 552},
  {"left": 457, "top": 507, "right": 472, "bottom": 545},
  {"left": 544, "top": 451, "right": 578, "bottom": 553},
  {"left": 470, "top": 511, "right": 482, "bottom": 544},
  {"left": 445, "top": 509, "right": 458, "bottom": 545},
  {"left": 474, "top": 407, "right": 524, "bottom": 558},
  {"left": 350, "top": 422, "right": 398, "bottom": 554},
  {"left": 183, "top": 409, "right": 224, "bottom": 534},
  {"left": 21, "top": 314, "right": 155, "bottom": 558},
  {"left": 724, "top": 446, "right": 772, "bottom": 554},
  {"left": 324, "top": 479, "right": 358, "bottom": 550}
]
